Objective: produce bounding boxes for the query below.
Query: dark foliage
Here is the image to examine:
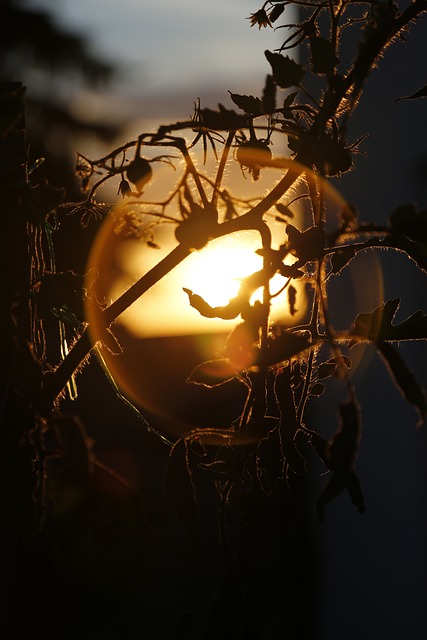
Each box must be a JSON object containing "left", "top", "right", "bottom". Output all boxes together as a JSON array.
[{"left": 2, "top": 1, "right": 427, "bottom": 637}]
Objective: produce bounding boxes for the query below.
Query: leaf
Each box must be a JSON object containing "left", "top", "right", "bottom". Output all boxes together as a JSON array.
[
  {"left": 315, "top": 400, "right": 363, "bottom": 520},
  {"left": 286, "top": 224, "right": 326, "bottom": 265},
  {"left": 287, "top": 284, "right": 297, "bottom": 316},
  {"left": 309, "top": 36, "right": 338, "bottom": 75},
  {"left": 309, "top": 382, "right": 325, "bottom": 396},
  {"left": 283, "top": 91, "right": 298, "bottom": 110},
  {"left": 378, "top": 342, "right": 426, "bottom": 426},
  {"left": 183, "top": 288, "right": 243, "bottom": 320},
  {"left": 396, "top": 82, "right": 427, "bottom": 101},
  {"left": 389, "top": 203, "right": 427, "bottom": 243},
  {"left": 228, "top": 91, "right": 264, "bottom": 115},
  {"left": 187, "top": 359, "right": 242, "bottom": 388},
  {"left": 199, "top": 104, "right": 248, "bottom": 130},
  {"left": 345, "top": 471, "right": 366, "bottom": 514},
  {"left": 262, "top": 74, "right": 276, "bottom": 114},
  {"left": 265, "top": 50, "right": 305, "bottom": 88},
  {"left": 329, "top": 246, "right": 356, "bottom": 275},
  {"left": 392, "top": 310, "right": 427, "bottom": 340},
  {"left": 351, "top": 298, "right": 400, "bottom": 342},
  {"left": 316, "top": 362, "right": 337, "bottom": 379},
  {"left": 352, "top": 299, "right": 427, "bottom": 343},
  {"left": 329, "top": 401, "right": 360, "bottom": 474},
  {"left": 275, "top": 202, "right": 294, "bottom": 218}
]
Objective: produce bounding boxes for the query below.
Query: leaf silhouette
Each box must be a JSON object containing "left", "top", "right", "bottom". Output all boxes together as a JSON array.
[
  {"left": 262, "top": 74, "right": 276, "bottom": 114},
  {"left": 351, "top": 299, "right": 427, "bottom": 342},
  {"left": 329, "top": 246, "right": 356, "bottom": 275},
  {"left": 389, "top": 203, "right": 427, "bottom": 243},
  {"left": 351, "top": 298, "right": 400, "bottom": 342},
  {"left": 199, "top": 104, "right": 248, "bottom": 130},
  {"left": 183, "top": 288, "right": 243, "bottom": 319},
  {"left": 286, "top": 224, "right": 326, "bottom": 265},
  {"left": 187, "top": 359, "right": 243, "bottom": 388},
  {"left": 229, "top": 91, "right": 264, "bottom": 115},
  {"left": 288, "top": 284, "right": 297, "bottom": 316},
  {"left": 395, "top": 82, "right": 427, "bottom": 101},
  {"left": 314, "top": 400, "right": 363, "bottom": 520},
  {"left": 265, "top": 50, "right": 305, "bottom": 88},
  {"left": 378, "top": 342, "right": 426, "bottom": 426}
]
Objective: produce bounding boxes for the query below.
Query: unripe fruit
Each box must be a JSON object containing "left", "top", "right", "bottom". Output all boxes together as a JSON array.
[
  {"left": 235, "top": 140, "right": 272, "bottom": 180},
  {"left": 126, "top": 157, "right": 152, "bottom": 191}
]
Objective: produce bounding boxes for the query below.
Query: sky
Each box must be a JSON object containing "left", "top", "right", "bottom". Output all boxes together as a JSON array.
[{"left": 26, "top": 0, "right": 286, "bottom": 115}]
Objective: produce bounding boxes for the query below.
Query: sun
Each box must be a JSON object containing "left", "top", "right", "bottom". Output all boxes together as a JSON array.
[{"left": 105, "top": 229, "right": 306, "bottom": 337}]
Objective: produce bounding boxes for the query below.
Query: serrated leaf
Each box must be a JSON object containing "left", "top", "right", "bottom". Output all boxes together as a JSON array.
[
  {"left": 265, "top": 50, "right": 305, "bottom": 88},
  {"left": 353, "top": 301, "right": 427, "bottom": 343},
  {"left": 379, "top": 342, "right": 426, "bottom": 426},
  {"left": 187, "top": 359, "right": 241, "bottom": 388},
  {"left": 262, "top": 74, "right": 276, "bottom": 113},
  {"left": 283, "top": 91, "right": 298, "bottom": 110},
  {"left": 199, "top": 104, "right": 248, "bottom": 130},
  {"left": 330, "top": 246, "right": 356, "bottom": 274},
  {"left": 228, "top": 91, "right": 264, "bottom": 115},
  {"left": 287, "top": 224, "right": 326, "bottom": 265},
  {"left": 351, "top": 298, "right": 400, "bottom": 342}
]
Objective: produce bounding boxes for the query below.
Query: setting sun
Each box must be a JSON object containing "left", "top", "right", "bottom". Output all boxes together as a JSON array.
[{"left": 106, "top": 229, "right": 306, "bottom": 337}]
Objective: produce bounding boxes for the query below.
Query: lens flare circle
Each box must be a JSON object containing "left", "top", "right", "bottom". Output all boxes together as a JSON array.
[{"left": 85, "top": 155, "right": 383, "bottom": 439}]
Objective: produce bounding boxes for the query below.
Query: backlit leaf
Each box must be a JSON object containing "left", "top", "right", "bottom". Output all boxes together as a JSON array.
[
  {"left": 330, "top": 246, "right": 356, "bottom": 274},
  {"left": 379, "top": 342, "right": 426, "bottom": 426},
  {"left": 262, "top": 74, "right": 276, "bottom": 113},
  {"left": 265, "top": 50, "right": 305, "bottom": 88},
  {"left": 187, "top": 359, "right": 242, "bottom": 387},
  {"left": 228, "top": 91, "right": 264, "bottom": 115},
  {"left": 352, "top": 299, "right": 427, "bottom": 343}
]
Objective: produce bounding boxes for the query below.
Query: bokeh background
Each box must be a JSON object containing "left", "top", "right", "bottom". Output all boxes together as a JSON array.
[{"left": 3, "top": 1, "right": 427, "bottom": 638}]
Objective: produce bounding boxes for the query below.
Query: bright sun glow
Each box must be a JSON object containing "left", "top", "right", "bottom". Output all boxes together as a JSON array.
[{"left": 109, "top": 230, "right": 306, "bottom": 337}]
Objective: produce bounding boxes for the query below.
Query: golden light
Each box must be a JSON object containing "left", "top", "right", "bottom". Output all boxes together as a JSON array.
[
  {"left": 111, "top": 228, "right": 306, "bottom": 338},
  {"left": 84, "top": 154, "right": 383, "bottom": 436}
]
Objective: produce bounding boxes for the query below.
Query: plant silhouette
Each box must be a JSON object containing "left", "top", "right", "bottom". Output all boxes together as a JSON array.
[{"left": 2, "top": 1, "right": 427, "bottom": 637}]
